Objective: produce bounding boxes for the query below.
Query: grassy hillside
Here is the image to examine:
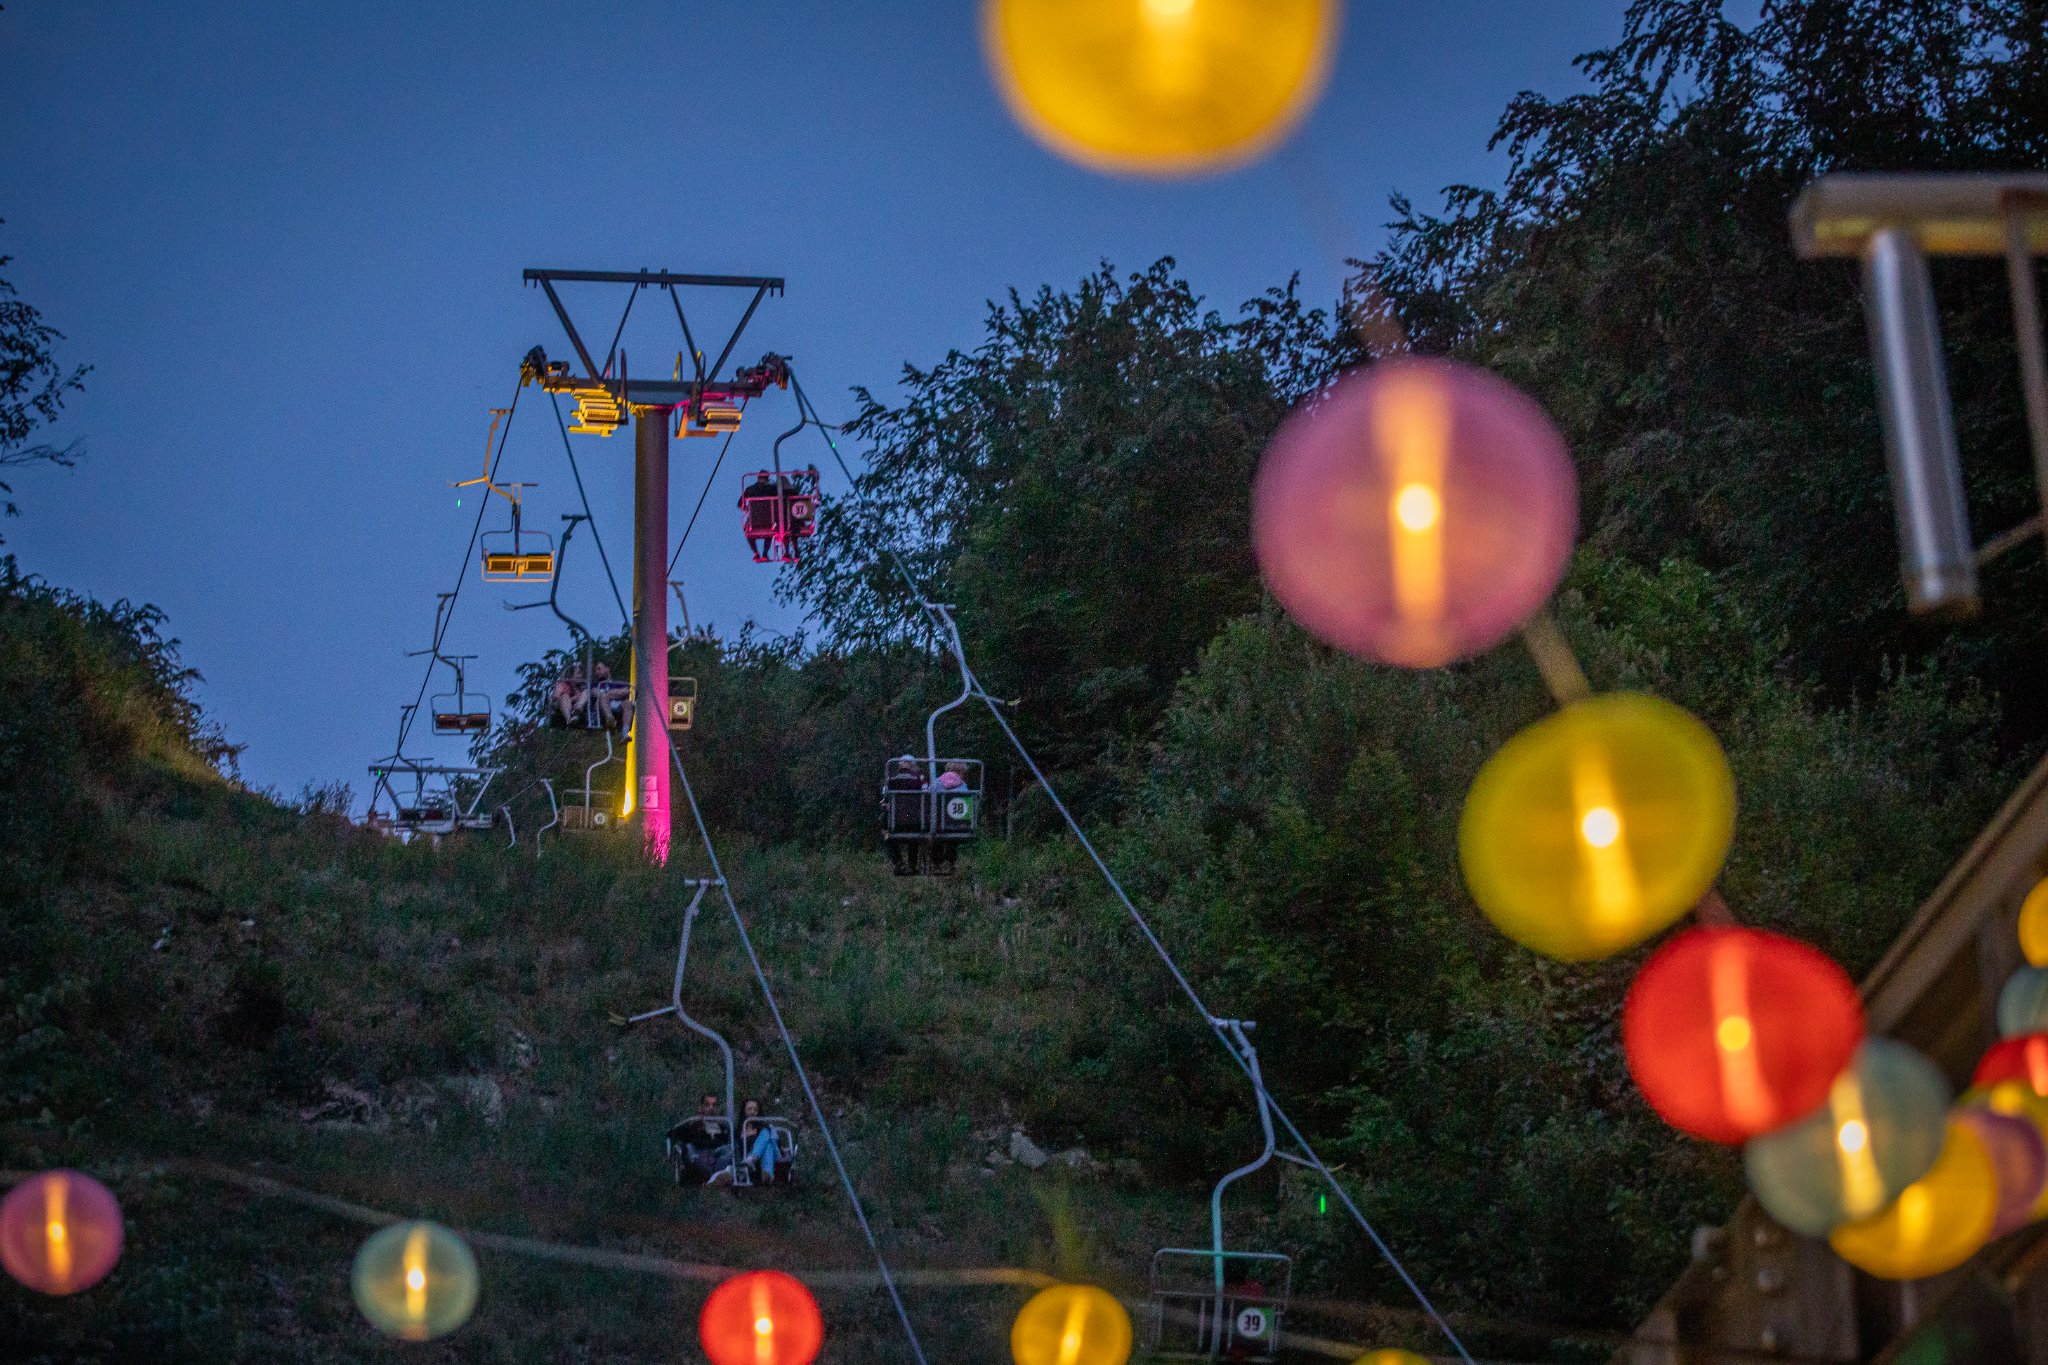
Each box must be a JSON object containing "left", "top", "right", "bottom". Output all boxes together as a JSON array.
[
  {"left": 0, "top": 552, "right": 2014, "bottom": 1364},
  {"left": 0, "top": 560, "right": 1449, "bottom": 1363}
]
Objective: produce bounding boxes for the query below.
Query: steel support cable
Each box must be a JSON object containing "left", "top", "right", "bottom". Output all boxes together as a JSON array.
[
  {"left": 382, "top": 380, "right": 526, "bottom": 800},
  {"left": 784, "top": 371, "right": 1479, "bottom": 1365},
  {"left": 669, "top": 428, "right": 737, "bottom": 577},
  {"left": 584, "top": 489, "right": 933, "bottom": 1365},
  {"left": 546, "top": 390, "right": 630, "bottom": 629}
]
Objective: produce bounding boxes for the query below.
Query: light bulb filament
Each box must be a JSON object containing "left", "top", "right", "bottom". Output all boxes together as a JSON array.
[
  {"left": 1579, "top": 805, "right": 1621, "bottom": 849},
  {"left": 1393, "top": 482, "right": 1441, "bottom": 532}
]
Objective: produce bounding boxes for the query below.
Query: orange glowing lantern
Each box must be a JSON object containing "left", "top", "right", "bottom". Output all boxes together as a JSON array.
[
  {"left": 1975, "top": 1033, "right": 2048, "bottom": 1095},
  {"left": 700, "top": 1270, "right": 825, "bottom": 1365},
  {"left": 1623, "top": 927, "right": 1864, "bottom": 1143},
  {"left": 0, "top": 1169, "right": 123, "bottom": 1296},
  {"left": 1828, "top": 1117, "right": 1998, "bottom": 1279},
  {"left": 1011, "top": 1283, "right": 1133, "bottom": 1365},
  {"left": 982, "top": 0, "right": 1339, "bottom": 177},
  {"left": 1252, "top": 359, "right": 1577, "bottom": 669},
  {"left": 1457, "top": 693, "right": 1736, "bottom": 961}
]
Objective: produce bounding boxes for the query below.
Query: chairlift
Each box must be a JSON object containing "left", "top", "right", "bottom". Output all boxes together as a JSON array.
[
  {"left": 880, "top": 605, "right": 982, "bottom": 876},
  {"left": 615, "top": 880, "right": 799, "bottom": 1190},
  {"left": 366, "top": 758, "right": 506, "bottom": 843},
  {"left": 559, "top": 730, "right": 624, "bottom": 834},
  {"left": 430, "top": 657, "right": 491, "bottom": 736},
  {"left": 1148, "top": 1019, "right": 1295, "bottom": 1363},
  {"left": 454, "top": 468, "right": 555, "bottom": 582},
  {"left": 669, "top": 675, "right": 698, "bottom": 731},
  {"left": 405, "top": 598, "right": 492, "bottom": 737},
  {"left": 740, "top": 418, "right": 821, "bottom": 564}
]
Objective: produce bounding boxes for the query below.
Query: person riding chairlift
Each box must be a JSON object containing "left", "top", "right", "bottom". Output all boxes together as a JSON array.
[
  {"left": 783, "top": 466, "right": 819, "bottom": 541},
  {"left": 667, "top": 1093, "right": 732, "bottom": 1186},
  {"left": 741, "top": 1098, "right": 782, "bottom": 1183},
  {"left": 589, "top": 663, "right": 632, "bottom": 731},
  {"left": 929, "top": 760, "right": 971, "bottom": 872},
  {"left": 741, "top": 473, "right": 779, "bottom": 561},
  {"left": 883, "top": 755, "right": 926, "bottom": 876},
  {"left": 551, "top": 663, "right": 587, "bottom": 728}
]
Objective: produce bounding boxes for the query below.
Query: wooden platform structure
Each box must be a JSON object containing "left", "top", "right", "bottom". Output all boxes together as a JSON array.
[{"left": 1616, "top": 753, "right": 2048, "bottom": 1362}]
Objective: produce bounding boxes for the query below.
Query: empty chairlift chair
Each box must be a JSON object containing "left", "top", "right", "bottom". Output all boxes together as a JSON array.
[
  {"left": 1149, "top": 1019, "right": 1294, "bottom": 1363},
  {"left": 430, "top": 657, "right": 491, "bottom": 737}
]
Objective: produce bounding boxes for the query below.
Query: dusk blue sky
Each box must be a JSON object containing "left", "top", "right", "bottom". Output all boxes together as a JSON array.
[{"left": 1, "top": 1, "right": 1712, "bottom": 800}]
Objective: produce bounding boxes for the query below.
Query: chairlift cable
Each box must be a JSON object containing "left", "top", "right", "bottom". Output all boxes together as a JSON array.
[
  {"left": 386, "top": 379, "right": 526, "bottom": 780},
  {"left": 574, "top": 438, "right": 926, "bottom": 1361},
  {"left": 561, "top": 444, "right": 929, "bottom": 1358},
  {"left": 784, "top": 369, "right": 1479, "bottom": 1365},
  {"left": 669, "top": 427, "right": 738, "bottom": 578}
]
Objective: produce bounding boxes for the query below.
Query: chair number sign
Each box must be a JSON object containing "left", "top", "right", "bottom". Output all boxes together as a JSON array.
[{"left": 1235, "top": 1306, "right": 1270, "bottom": 1341}]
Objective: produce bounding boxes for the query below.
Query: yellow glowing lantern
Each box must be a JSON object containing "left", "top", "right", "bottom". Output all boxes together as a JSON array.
[
  {"left": 351, "top": 1220, "right": 480, "bottom": 1342},
  {"left": 1745, "top": 1039, "right": 1949, "bottom": 1236},
  {"left": 2020, "top": 878, "right": 2048, "bottom": 967},
  {"left": 982, "top": 0, "right": 1339, "bottom": 176},
  {"left": 1456, "top": 693, "right": 1736, "bottom": 961},
  {"left": 1829, "top": 1117, "right": 1998, "bottom": 1279},
  {"left": 1011, "top": 1283, "right": 1133, "bottom": 1365}
]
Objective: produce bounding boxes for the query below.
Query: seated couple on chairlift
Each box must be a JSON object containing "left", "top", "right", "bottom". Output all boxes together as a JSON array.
[
  {"left": 883, "top": 756, "right": 973, "bottom": 876},
  {"left": 551, "top": 662, "right": 630, "bottom": 730},
  {"left": 665, "top": 1094, "right": 791, "bottom": 1187}
]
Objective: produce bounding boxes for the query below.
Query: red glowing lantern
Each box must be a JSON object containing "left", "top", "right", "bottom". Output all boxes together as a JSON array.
[
  {"left": 700, "top": 1270, "right": 824, "bottom": 1365},
  {"left": 1976, "top": 1033, "right": 2048, "bottom": 1095},
  {"left": 1, "top": 1170, "right": 124, "bottom": 1296},
  {"left": 1623, "top": 927, "right": 1865, "bottom": 1144},
  {"left": 1252, "top": 358, "right": 1577, "bottom": 669}
]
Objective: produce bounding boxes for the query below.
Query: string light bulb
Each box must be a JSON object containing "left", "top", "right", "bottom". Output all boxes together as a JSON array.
[
  {"left": 1623, "top": 926, "right": 1865, "bottom": 1143},
  {"left": 1745, "top": 1039, "right": 1949, "bottom": 1236},
  {"left": 1011, "top": 1283, "right": 1133, "bottom": 1365},
  {"left": 1829, "top": 1117, "right": 1999, "bottom": 1279},
  {"left": 1457, "top": 693, "right": 1735, "bottom": 961},
  {"left": 1254, "top": 359, "right": 1578, "bottom": 669},
  {"left": 700, "top": 1270, "right": 824, "bottom": 1365},
  {"left": 0, "top": 1170, "right": 123, "bottom": 1296},
  {"left": 350, "top": 1221, "right": 479, "bottom": 1341}
]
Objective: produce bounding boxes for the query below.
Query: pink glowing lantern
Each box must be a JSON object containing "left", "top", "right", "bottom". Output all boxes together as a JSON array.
[
  {"left": 1252, "top": 358, "right": 1578, "bottom": 668},
  {"left": 1956, "top": 1106, "right": 2048, "bottom": 1237},
  {"left": 0, "top": 1170, "right": 123, "bottom": 1296}
]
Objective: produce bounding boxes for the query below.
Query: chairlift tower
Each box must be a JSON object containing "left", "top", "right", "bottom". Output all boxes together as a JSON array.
[{"left": 520, "top": 268, "right": 787, "bottom": 864}]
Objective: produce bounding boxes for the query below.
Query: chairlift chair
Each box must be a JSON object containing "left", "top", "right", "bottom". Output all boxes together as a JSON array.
[
  {"left": 738, "top": 467, "right": 820, "bottom": 564},
  {"left": 453, "top": 472, "right": 555, "bottom": 583},
  {"left": 1147, "top": 1019, "right": 1294, "bottom": 1363},
  {"left": 682, "top": 390, "right": 746, "bottom": 438},
  {"left": 618, "top": 881, "right": 800, "bottom": 1192},
  {"left": 880, "top": 604, "right": 984, "bottom": 876},
  {"left": 429, "top": 656, "right": 491, "bottom": 737},
  {"left": 668, "top": 675, "right": 698, "bottom": 731}
]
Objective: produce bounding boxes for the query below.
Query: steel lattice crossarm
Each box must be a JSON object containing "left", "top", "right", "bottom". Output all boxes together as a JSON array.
[{"left": 519, "top": 268, "right": 788, "bottom": 437}]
